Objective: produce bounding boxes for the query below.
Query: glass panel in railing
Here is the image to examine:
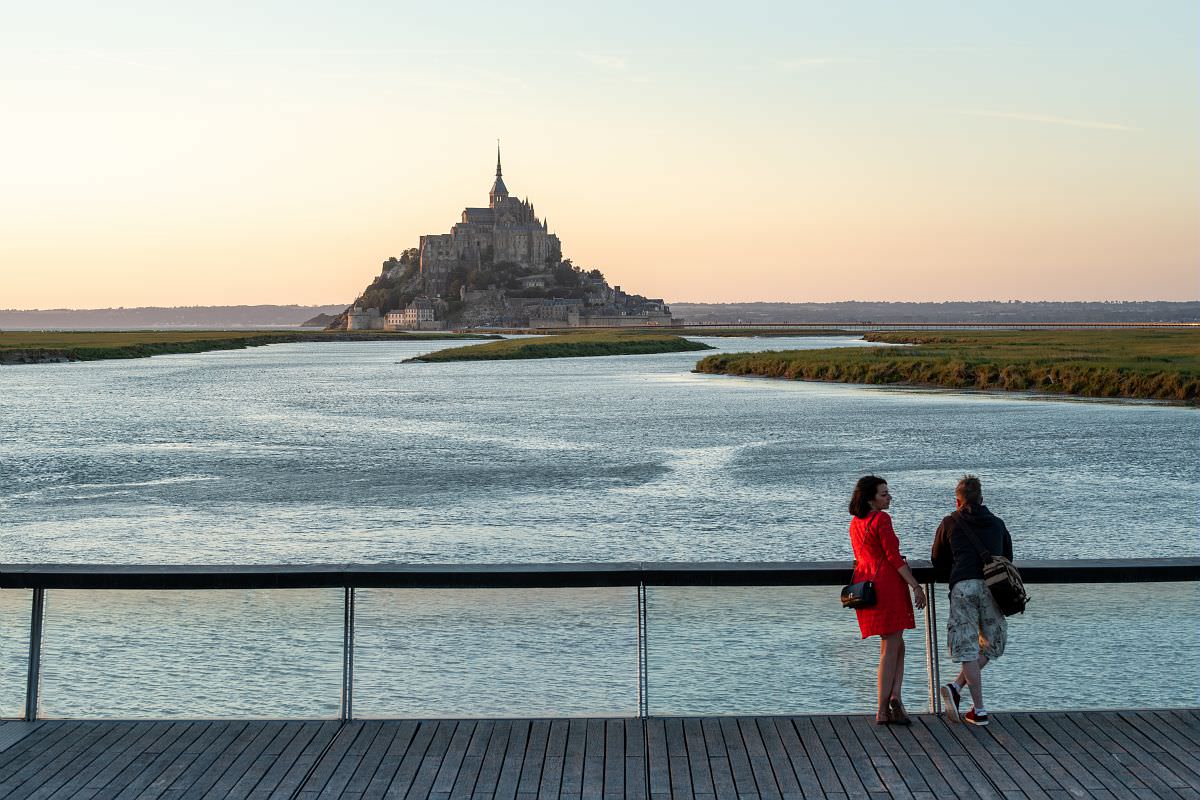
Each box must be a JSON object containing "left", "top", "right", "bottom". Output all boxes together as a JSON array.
[
  {"left": 932, "top": 581, "right": 1200, "bottom": 712},
  {"left": 37, "top": 589, "right": 343, "bottom": 718},
  {"left": 0, "top": 590, "right": 31, "bottom": 719},
  {"left": 646, "top": 586, "right": 932, "bottom": 715},
  {"left": 354, "top": 588, "right": 637, "bottom": 717}
]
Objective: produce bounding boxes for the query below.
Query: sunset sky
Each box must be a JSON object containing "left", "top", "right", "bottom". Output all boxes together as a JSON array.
[{"left": 1, "top": 1, "right": 1196, "bottom": 308}]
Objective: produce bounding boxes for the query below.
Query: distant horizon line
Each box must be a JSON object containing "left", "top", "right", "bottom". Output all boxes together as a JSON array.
[{"left": 5, "top": 299, "right": 1200, "bottom": 312}]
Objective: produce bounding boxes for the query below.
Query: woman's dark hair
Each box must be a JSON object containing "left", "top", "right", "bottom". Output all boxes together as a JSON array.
[{"left": 849, "top": 475, "right": 887, "bottom": 519}]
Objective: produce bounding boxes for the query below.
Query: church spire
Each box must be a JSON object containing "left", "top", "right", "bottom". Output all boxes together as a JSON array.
[{"left": 489, "top": 139, "right": 509, "bottom": 208}]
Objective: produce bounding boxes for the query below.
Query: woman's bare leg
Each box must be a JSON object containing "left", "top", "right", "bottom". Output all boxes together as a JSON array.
[
  {"left": 890, "top": 636, "right": 905, "bottom": 701},
  {"left": 878, "top": 633, "right": 903, "bottom": 717}
]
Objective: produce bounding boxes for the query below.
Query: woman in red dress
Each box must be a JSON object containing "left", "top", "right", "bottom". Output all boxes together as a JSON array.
[{"left": 849, "top": 475, "right": 927, "bottom": 724}]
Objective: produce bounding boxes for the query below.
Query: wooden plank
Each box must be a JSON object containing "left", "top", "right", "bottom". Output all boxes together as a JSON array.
[
  {"left": 862, "top": 717, "right": 935, "bottom": 797},
  {"left": 923, "top": 718, "right": 1006, "bottom": 800},
  {"left": 643, "top": 719, "right": 670, "bottom": 800},
  {"left": 699, "top": 719, "right": 737, "bottom": 800},
  {"left": 828, "top": 716, "right": 887, "bottom": 795},
  {"left": 143, "top": 721, "right": 231, "bottom": 799},
  {"left": 623, "top": 720, "right": 646, "bottom": 800},
  {"left": 151, "top": 720, "right": 251, "bottom": 799},
  {"left": 451, "top": 720, "right": 495, "bottom": 800},
  {"left": 1115, "top": 711, "right": 1200, "bottom": 789},
  {"left": 718, "top": 716, "right": 759, "bottom": 798},
  {"left": 165, "top": 720, "right": 267, "bottom": 798},
  {"left": 493, "top": 720, "right": 531, "bottom": 800},
  {"left": 580, "top": 719, "right": 605, "bottom": 800},
  {"left": 681, "top": 717, "right": 714, "bottom": 797},
  {"left": 339, "top": 721, "right": 404, "bottom": 798},
  {"left": 788, "top": 716, "right": 845, "bottom": 796},
  {"left": 737, "top": 717, "right": 781, "bottom": 800},
  {"left": 906, "top": 716, "right": 993, "bottom": 800},
  {"left": 198, "top": 720, "right": 289, "bottom": 799},
  {"left": 317, "top": 721, "right": 391, "bottom": 800},
  {"left": 751, "top": 718, "right": 802, "bottom": 800},
  {"left": 107, "top": 721, "right": 212, "bottom": 800},
  {"left": 811, "top": 717, "right": 871, "bottom": 798},
  {"left": 222, "top": 721, "right": 307, "bottom": 799},
  {"left": 0, "top": 721, "right": 83, "bottom": 774},
  {"left": 557, "top": 719, "right": 586, "bottom": 800},
  {"left": 517, "top": 720, "right": 550, "bottom": 798},
  {"left": 596, "top": 721, "right": 621, "bottom": 800},
  {"left": 78, "top": 721, "right": 178, "bottom": 800},
  {"left": 977, "top": 714, "right": 1075, "bottom": 798},
  {"left": 992, "top": 715, "right": 1083, "bottom": 797},
  {"left": 1033, "top": 713, "right": 1149, "bottom": 798},
  {"left": 252, "top": 721, "right": 339, "bottom": 800},
  {"left": 769, "top": 718, "right": 822, "bottom": 800},
  {"left": 7, "top": 720, "right": 116, "bottom": 800},
  {"left": 11, "top": 721, "right": 129, "bottom": 800},
  {"left": 374, "top": 720, "right": 438, "bottom": 800},
  {"left": 663, "top": 718, "right": 693, "bottom": 800},
  {"left": 472, "top": 720, "right": 513, "bottom": 800},
  {"left": 1073, "top": 711, "right": 1192, "bottom": 794},
  {"left": 0, "top": 720, "right": 93, "bottom": 793},
  {"left": 431, "top": 721, "right": 478, "bottom": 797},
  {"left": 401, "top": 720, "right": 459, "bottom": 800},
  {"left": 0, "top": 722, "right": 41, "bottom": 757},
  {"left": 536, "top": 720, "right": 568, "bottom": 800}
]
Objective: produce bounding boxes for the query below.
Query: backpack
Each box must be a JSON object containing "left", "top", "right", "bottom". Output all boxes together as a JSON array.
[{"left": 960, "top": 524, "right": 1029, "bottom": 616}]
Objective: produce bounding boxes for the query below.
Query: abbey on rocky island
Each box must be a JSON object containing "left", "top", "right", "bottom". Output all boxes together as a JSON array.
[{"left": 339, "top": 145, "right": 674, "bottom": 330}]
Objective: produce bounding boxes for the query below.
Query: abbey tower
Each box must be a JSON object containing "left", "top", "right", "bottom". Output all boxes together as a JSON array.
[{"left": 418, "top": 146, "right": 562, "bottom": 295}]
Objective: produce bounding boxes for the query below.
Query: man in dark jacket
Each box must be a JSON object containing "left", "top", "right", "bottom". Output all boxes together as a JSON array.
[{"left": 930, "top": 475, "right": 1013, "bottom": 727}]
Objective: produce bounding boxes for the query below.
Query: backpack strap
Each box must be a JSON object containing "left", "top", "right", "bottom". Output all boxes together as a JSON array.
[{"left": 957, "top": 517, "right": 994, "bottom": 561}]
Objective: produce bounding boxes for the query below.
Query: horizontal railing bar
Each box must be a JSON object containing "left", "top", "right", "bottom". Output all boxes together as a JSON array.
[{"left": 0, "top": 558, "right": 1197, "bottom": 590}]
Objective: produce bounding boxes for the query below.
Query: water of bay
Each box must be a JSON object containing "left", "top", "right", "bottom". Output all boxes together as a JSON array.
[{"left": 1, "top": 336, "right": 1197, "bottom": 718}]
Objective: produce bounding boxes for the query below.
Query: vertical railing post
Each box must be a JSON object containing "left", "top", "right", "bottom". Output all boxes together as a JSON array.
[
  {"left": 636, "top": 581, "right": 648, "bottom": 719},
  {"left": 25, "top": 587, "right": 46, "bottom": 722},
  {"left": 923, "top": 583, "right": 941, "bottom": 714},
  {"left": 341, "top": 587, "right": 355, "bottom": 723}
]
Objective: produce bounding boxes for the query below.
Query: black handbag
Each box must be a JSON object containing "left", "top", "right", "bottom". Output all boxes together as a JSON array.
[
  {"left": 840, "top": 578, "right": 876, "bottom": 609},
  {"left": 841, "top": 561, "right": 881, "bottom": 609}
]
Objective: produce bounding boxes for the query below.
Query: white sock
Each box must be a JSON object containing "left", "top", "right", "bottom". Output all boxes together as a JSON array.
[{"left": 973, "top": 706, "right": 987, "bottom": 715}]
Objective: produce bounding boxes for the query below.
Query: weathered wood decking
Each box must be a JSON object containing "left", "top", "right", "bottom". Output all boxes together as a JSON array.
[{"left": 1, "top": 711, "right": 1198, "bottom": 800}]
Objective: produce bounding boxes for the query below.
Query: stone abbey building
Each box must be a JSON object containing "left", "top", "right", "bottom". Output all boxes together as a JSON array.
[{"left": 419, "top": 147, "right": 562, "bottom": 295}]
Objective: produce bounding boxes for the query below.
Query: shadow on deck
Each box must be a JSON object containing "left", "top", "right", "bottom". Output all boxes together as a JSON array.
[{"left": 1, "top": 710, "right": 1198, "bottom": 799}]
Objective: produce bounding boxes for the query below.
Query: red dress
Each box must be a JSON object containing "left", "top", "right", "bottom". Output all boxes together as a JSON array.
[{"left": 849, "top": 511, "right": 915, "bottom": 638}]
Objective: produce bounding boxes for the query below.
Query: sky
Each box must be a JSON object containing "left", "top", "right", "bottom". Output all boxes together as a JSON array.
[{"left": 1, "top": 1, "right": 1197, "bottom": 307}]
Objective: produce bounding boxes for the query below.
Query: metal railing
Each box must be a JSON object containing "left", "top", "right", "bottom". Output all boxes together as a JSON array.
[{"left": 3, "top": 558, "right": 1198, "bottom": 722}]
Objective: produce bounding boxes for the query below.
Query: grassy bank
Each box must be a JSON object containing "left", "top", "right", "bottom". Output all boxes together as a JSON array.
[
  {"left": 411, "top": 330, "right": 715, "bottom": 362},
  {"left": 0, "top": 330, "right": 495, "bottom": 364},
  {"left": 694, "top": 329, "right": 1200, "bottom": 404}
]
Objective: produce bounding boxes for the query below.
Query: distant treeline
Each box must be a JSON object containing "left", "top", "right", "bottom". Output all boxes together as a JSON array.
[
  {"left": 4, "top": 301, "right": 1199, "bottom": 329},
  {"left": 0, "top": 305, "right": 348, "bottom": 329},
  {"left": 672, "top": 301, "right": 1200, "bottom": 324}
]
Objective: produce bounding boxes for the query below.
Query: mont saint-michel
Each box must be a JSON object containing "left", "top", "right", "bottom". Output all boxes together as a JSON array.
[{"left": 330, "top": 147, "right": 674, "bottom": 330}]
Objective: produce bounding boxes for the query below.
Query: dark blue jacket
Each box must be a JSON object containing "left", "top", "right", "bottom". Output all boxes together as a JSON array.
[{"left": 931, "top": 504, "right": 1013, "bottom": 589}]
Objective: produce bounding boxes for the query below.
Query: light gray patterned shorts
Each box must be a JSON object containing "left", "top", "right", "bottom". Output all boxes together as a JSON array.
[{"left": 947, "top": 578, "right": 1007, "bottom": 663}]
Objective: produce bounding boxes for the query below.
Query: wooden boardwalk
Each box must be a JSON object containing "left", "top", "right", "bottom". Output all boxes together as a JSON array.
[{"left": 1, "top": 710, "right": 1198, "bottom": 799}]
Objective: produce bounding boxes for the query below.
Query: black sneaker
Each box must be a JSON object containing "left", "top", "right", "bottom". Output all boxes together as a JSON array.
[
  {"left": 964, "top": 708, "right": 989, "bottom": 727},
  {"left": 940, "top": 683, "right": 962, "bottom": 723}
]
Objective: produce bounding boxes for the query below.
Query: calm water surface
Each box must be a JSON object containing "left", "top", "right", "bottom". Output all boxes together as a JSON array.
[{"left": 1, "top": 336, "right": 1197, "bottom": 717}]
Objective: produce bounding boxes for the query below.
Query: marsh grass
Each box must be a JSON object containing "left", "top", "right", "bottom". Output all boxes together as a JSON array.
[
  {"left": 412, "top": 330, "right": 714, "bottom": 362},
  {"left": 0, "top": 330, "right": 491, "bottom": 362},
  {"left": 694, "top": 329, "right": 1200, "bottom": 404}
]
